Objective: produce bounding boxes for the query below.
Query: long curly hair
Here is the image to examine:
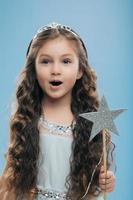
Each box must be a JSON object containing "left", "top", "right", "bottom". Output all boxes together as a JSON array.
[{"left": 5, "top": 26, "right": 113, "bottom": 199}]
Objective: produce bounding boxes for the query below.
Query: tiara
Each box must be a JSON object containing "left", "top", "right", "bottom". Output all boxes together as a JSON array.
[
  {"left": 26, "top": 22, "right": 88, "bottom": 58},
  {"left": 33, "top": 22, "right": 79, "bottom": 39}
]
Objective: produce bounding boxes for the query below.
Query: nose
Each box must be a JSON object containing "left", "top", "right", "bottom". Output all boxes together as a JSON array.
[{"left": 51, "top": 62, "right": 61, "bottom": 75}]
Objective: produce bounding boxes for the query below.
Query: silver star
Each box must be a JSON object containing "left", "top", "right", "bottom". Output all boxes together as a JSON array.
[{"left": 79, "top": 96, "right": 127, "bottom": 141}]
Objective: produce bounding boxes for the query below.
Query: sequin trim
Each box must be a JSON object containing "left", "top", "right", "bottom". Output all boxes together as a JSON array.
[
  {"left": 39, "top": 116, "right": 75, "bottom": 137},
  {"left": 36, "top": 188, "right": 70, "bottom": 199}
]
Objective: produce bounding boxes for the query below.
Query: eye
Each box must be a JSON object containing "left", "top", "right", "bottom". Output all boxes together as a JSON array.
[
  {"left": 63, "top": 58, "right": 71, "bottom": 64},
  {"left": 41, "top": 59, "right": 50, "bottom": 64}
]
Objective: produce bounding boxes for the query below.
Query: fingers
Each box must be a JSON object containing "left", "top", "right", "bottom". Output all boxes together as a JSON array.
[
  {"left": 99, "top": 166, "right": 115, "bottom": 193},
  {"left": 99, "top": 181, "right": 114, "bottom": 192},
  {"left": 100, "top": 171, "right": 114, "bottom": 181}
]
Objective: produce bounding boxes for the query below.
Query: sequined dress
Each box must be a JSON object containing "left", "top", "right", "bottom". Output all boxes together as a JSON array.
[{"left": 35, "top": 117, "right": 103, "bottom": 200}]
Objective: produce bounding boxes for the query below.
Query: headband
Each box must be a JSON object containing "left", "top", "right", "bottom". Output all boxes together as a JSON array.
[{"left": 26, "top": 22, "right": 88, "bottom": 57}]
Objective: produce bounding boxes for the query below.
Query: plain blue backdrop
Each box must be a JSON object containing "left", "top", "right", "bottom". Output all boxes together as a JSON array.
[{"left": 0, "top": 0, "right": 132, "bottom": 199}]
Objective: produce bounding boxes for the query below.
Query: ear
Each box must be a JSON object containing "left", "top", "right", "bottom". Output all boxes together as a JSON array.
[{"left": 76, "top": 68, "right": 83, "bottom": 80}]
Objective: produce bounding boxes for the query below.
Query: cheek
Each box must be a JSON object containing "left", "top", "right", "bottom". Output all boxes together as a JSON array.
[
  {"left": 65, "top": 73, "right": 78, "bottom": 88},
  {"left": 67, "top": 80, "right": 77, "bottom": 90},
  {"left": 36, "top": 66, "right": 48, "bottom": 82},
  {"left": 36, "top": 71, "right": 47, "bottom": 89}
]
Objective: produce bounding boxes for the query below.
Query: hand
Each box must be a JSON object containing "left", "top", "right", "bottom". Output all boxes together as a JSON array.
[{"left": 99, "top": 166, "right": 115, "bottom": 192}]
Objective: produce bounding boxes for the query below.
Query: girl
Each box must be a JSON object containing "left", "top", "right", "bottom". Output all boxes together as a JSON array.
[{"left": 0, "top": 23, "right": 115, "bottom": 200}]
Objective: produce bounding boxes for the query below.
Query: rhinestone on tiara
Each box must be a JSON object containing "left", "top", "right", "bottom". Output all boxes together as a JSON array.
[
  {"left": 26, "top": 22, "right": 88, "bottom": 59},
  {"left": 33, "top": 22, "right": 79, "bottom": 39}
]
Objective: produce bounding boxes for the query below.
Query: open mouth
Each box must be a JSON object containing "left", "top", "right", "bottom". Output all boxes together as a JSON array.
[{"left": 50, "top": 81, "right": 63, "bottom": 86}]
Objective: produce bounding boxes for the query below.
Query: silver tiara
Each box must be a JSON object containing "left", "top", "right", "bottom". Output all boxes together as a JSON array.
[
  {"left": 27, "top": 22, "right": 88, "bottom": 58},
  {"left": 33, "top": 22, "right": 79, "bottom": 39}
]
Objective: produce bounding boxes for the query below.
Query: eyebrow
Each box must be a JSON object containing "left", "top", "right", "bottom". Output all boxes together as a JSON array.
[{"left": 38, "top": 53, "right": 74, "bottom": 58}]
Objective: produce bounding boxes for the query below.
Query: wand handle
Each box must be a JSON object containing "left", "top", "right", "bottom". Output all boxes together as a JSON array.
[{"left": 103, "top": 129, "right": 107, "bottom": 200}]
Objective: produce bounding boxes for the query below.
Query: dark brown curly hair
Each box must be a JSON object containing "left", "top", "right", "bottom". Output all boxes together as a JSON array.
[{"left": 5, "top": 25, "right": 113, "bottom": 199}]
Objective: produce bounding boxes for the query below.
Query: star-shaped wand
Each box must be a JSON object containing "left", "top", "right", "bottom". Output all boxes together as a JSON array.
[{"left": 79, "top": 95, "right": 127, "bottom": 200}]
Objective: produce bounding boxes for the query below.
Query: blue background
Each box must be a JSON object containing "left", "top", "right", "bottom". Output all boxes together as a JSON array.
[{"left": 0, "top": 0, "right": 132, "bottom": 199}]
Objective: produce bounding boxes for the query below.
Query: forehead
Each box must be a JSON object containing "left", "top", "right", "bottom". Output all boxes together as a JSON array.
[{"left": 37, "top": 36, "right": 78, "bottom": 57}]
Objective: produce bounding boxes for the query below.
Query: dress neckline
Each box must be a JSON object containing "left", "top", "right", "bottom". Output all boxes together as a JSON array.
[{"left": 39, "top": 116, "right": 76, "bottom": 137}]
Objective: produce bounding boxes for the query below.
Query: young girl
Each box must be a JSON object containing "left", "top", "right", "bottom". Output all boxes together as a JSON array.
[{"left": 0, "top": 23, "right": 115, "bottom": 200}]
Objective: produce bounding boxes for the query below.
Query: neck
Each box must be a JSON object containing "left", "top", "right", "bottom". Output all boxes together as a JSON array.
[{"left": 41, "top": 96, "right": 74, "bottom": 126}]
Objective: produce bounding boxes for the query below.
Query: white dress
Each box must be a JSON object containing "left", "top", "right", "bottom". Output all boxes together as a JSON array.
[{"left": 35, "top": 117, "right": 103, "bottom": 200}]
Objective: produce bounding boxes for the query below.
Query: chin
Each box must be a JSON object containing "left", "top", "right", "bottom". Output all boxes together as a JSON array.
[
  {"left": 45, "top": 93, "right": 64, "bottom": 99},
  {"left": 45, "top": 92, "right": 71, "bottom": 101}
]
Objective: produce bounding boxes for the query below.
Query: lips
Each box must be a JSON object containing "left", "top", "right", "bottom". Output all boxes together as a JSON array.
[{"left": 49, "top": 80, "right": 63, "bottom": 86}]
